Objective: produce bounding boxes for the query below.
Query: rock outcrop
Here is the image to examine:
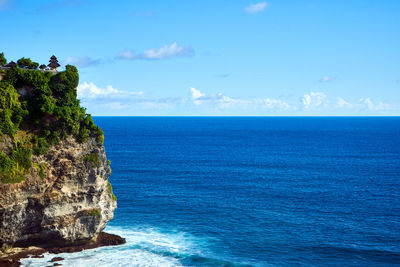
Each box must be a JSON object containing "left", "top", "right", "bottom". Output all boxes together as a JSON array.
[{"left": 0, "top": 135, "right": 116, "bottom": 247}]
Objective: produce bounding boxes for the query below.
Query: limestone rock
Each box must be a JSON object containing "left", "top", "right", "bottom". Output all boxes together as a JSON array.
[{"left": 0, "top": 136, "right": 116, "bottom": 247}]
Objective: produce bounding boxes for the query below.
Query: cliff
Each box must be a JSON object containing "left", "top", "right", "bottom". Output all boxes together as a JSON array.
[
  {"left": 0, "top": 54, "right": 121, "bottom": 262},
  {"left": 0, "top": 136, "right": 116, "bottom": 246}
]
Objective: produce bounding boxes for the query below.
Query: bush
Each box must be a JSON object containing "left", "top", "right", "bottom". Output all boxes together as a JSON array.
[
  {"left": 0, "top": 151, "right": 13, "bottom": 173},
  {"left": 107, "top": 181, "right": 117, "bottom": 201},
  {"left": 34, "top": 163, "right": 46, "bottom": 179},
  {"left": 32, "top": 137, "right": 49, "bottom": 155},
  {"left": 90, "top": 209, "right": 101, "bottom": 217},
  {"left": 83, "top": 153, "right": 100, "bottom": 166},
  {"left": 11, "top": 143, "right": 32, "bottom": 170},
  {"left": 0, "top": 82, "right": 27, "bottom": 136},
  {"left": 0, "top": 145, "right": 31, "bottom": 184}
]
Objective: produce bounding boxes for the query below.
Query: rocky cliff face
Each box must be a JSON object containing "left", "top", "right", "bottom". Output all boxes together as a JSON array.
[{"left": 0, "top": 135, "right": 116, "bottom": 247}]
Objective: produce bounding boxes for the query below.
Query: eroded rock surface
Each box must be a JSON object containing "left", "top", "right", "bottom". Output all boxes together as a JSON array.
[{"left": 0, "top": 136, "right": 116, "bottom": 247}]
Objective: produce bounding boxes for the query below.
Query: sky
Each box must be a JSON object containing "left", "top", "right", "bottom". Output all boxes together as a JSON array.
[{"left": 0, "top": 0, "right": 399, "bottom": 116}]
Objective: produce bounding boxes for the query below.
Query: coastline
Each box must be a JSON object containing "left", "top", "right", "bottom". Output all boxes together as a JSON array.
[{"left": 0, "top": 232, "right": 126, "bottom": 266}]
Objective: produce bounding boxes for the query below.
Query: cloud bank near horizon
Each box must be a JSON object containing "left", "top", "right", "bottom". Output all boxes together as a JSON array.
[{"left": 77, "top": 82, "right": 395, "bottom": 115}]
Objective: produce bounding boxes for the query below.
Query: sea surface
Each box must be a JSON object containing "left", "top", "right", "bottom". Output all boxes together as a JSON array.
[{"left": 22, "top": 117, "right": 400, "bottom": 266}]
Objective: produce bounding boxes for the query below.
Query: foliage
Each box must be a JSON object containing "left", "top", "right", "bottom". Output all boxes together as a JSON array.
[
  {"left": 0, "top": 151, "right": 13, "bottom": 173},
  {"left": 0, "top": 82, "right": 28, "bottom": 136},
  {"left": 90, "top": 209, "right": 101, "bottom": 217},
  {"left": 32, "top": 136, "right": 49, "bottom": 155},
  {"left": 34, "top": 163, "right": 46, "bottom": 179},
  {"left": 107, "top": 181, "right": 117, "bottom": 201},
  {"left": 0, "top": 52, "right": 6, "bottom": 66},
  {"left": 1, "top": 61, "right": 102, "bottom": 145},
  {"left": 17, "top": 57, "right": 39, "bottom": 69},
  {"left": 0, "top": 144, "right": 31, "bottom": 184},
  {"left": 83, "top": 153, "right": 101, "bottom": 166},
  {"left": 11, "top": 142, "right": 32, "bottom": 169},
  {"left": 0, "top": 55, "right": 104, "bottom": 184}
]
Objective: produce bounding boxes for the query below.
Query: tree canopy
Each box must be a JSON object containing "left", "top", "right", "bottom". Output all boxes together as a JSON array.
[
  {"left": 0, "top": 53, "right": 6, "bottom": 66},
  {"left": 0, "top": 57, "right": 103, "bottom": 183},
  {"left": 17, "top": 57, "right": 39, "bottom": 69}
]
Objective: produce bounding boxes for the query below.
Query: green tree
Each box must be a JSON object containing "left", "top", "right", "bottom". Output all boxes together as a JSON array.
[
  {"left": 0, "top": 52, "right": 6, "bottom": 66},
  {"left": 0, "top": 82, "right": 27, "bottom": 136},
  {"left": 17, "top": 57, "right": 33, "bottom": 68},
  {"left": 29, "top": 62, "right": 39, "bottom": 69}
]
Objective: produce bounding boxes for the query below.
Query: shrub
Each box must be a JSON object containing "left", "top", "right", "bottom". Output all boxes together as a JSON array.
[
  {"left": 11, "top": 143, "right": 32, "bottom": 170},
  {"left": 90, "top": 209, "right": 101, "bottom": 217},
  {"left": 107, "top": 181, "right": 117, "bottom": 201},
  {"left": 0, "top": 151, "right": 13, "bottom": 173},
  {"left": 83, "top": 153, "right": 100, "bottom": 166},
  {"left": 34, "top": 163, "right": 46, "bottom": 179},
  {"left": 0, "top": 82, "right": 27, "bottom": 136},
  {"left": 32, "top": 137, "right": 49, "bottom": 155}
]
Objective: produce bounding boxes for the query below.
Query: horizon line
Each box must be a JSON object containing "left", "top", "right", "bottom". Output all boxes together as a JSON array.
[{"left": 91, "top": 115, "right": 400, "bottom": 118}]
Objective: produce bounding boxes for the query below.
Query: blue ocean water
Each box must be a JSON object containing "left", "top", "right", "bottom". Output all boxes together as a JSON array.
[{"left": 22, "top": 117, "right": 400, "bottom": 266}]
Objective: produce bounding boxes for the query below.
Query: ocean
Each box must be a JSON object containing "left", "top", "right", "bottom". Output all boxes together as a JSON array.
[{"left": 21, "top": 117, "right": 400, "bottom": 266}]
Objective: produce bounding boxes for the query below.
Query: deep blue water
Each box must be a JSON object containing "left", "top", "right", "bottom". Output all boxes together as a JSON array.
[{"left": 23, "top": 117, "right": 400, "bottom": 266}]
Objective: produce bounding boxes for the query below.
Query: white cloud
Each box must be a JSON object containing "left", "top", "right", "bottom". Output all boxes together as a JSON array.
[
  {"left": 256, "top": 98, "right": 291, "bottom": 110},
  {"left": 302, "top": 92, "right": 328, "bottom": 109},
  {"left": 190, "top": 87, "right": 205, "bottom": 101},
  {"left": 360, "top": 98, "right": 390, "bottom": 111},
  {"left": 116, "top": 42, "right": 194, "bottom": 60},
  {"left": 190, "top": 87, "right": 241, "bottom": 108},
  {"left": 191, "top": 87, "right": 253, "bottom": 108},
  {"left": 77, "top": 82, "right": 143, "bottom": 100},
  {"left": 336, "top": 97, "right": 352, "bottom": 108},
  {"left": 63, "top": 56, "right": 101, "bottom": 68},
  {"left": 244, "top": 2, "right": 268, "bottom": 14},
  {"left": 319, "top": 76, "right": 336, "bottom": 83},
  {"left": 78, "top": 82, "right": 183, "bottom": 112},
  {"left": 190, "top": 88, "right": 292, "bottom": 110},
  {"left": 77, "top": 83, "right": 397, "bottom": 115},
  {"left": 190, "top": 87, "right": 205, "bottom": 106}
]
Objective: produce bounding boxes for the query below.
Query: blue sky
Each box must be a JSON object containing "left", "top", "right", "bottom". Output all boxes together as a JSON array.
[{"left": 1, "top": 0, "right": 399, "bottom": 116}]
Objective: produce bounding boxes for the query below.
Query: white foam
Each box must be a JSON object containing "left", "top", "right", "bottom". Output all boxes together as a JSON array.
[
  {"left": 20, "top": 226, "right": 205, "bottom": 267},
  {"left": 22, "top": 249, "right": 182, "bottom": 267}
]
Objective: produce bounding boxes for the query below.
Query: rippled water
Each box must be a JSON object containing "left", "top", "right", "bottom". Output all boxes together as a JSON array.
[{"left": 22, "top": 117, "right": 400, "bottom": 266}]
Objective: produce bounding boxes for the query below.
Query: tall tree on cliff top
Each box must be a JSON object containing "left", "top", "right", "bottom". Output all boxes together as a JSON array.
[
  {"left": 17, "top": 58, "right": 33, "bottom": 69},
  {"left": 0, "top": 53, "right": 6, "bottom": 66}
]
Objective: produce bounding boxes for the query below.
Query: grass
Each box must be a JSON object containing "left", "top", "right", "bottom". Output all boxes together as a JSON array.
[
  {"left": 34, "top": 163, "right": 46, "bottom": 179},
  {"left": 90, "top": 208, "right": 101, "bottom": 217},
  {"left": 82, "top": 153, "right": 100, "bottom": 166},
  {"left": 1, "top": 163, "right": 26, "bottom": 184},
  {"left": 107, "top": 181, "right": 117, "bottom": 201}
]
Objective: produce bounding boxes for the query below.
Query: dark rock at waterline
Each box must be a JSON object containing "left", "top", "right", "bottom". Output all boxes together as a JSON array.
[
  {"left": 0, "top": 232, "right": 125, "bottom": 266},
  {"left": 47, "top": 232, "right": 126, "bottom": 254},
  {"left": 0, "top": 259, "right": 21, "bottom": 267},
  {"left": 50, "top": 257, "right": 64, "bottom": 262}
]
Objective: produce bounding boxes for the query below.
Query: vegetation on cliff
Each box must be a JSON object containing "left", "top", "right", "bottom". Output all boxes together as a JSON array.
[{"left": 0, "top": 53, "right": 104, "bottom": 183}]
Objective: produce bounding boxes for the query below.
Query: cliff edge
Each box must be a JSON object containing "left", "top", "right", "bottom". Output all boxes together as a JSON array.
[
  {"left": 0, "top": 136, "right": 116, "bottom": 246},
  {"left": 0, "top": 54, "right": 121, "bottom": 262}
]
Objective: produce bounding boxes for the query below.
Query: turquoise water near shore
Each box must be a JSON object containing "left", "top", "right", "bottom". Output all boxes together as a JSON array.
[{"left": 22, "top": 117, "right": 400, "bottom": 266}]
